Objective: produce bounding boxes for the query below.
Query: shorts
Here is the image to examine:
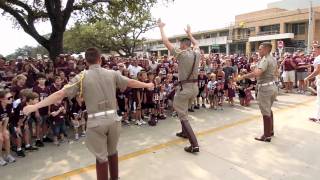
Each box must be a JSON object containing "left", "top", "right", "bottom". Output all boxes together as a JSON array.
[
  {"left": 208, "top": 94, "right": 216, "bottom": 101},
  {"left": 142, "top": 103, "right": 155, "bottom": 109},
  {"left": 296, "top": 71, "right": 308, "bottom": 81},
  {"left": 9, "top": 125, "right": 27, "bottom": 139},
  {"left": 52, "top": 122, "right": 66, "bottom": 136},
  {"left": 118, "top": 99, "right": 126, "bottom": 113},
  {"left": 197, "top": 88, "right": 206, "bottom": 98},
  {"left": 39, "top": 115, "right": 49, "bottom": 125},
  {"left": 282, "top": 70, "right": 295, "bottom": 83}
]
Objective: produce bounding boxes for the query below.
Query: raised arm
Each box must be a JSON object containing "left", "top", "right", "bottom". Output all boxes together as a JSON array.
[
  {"left": 158, "top": 19, "right": 174, "bottom": 52},
  {"left": 185, "top": 25, "right": 199, "bottom": 48}
]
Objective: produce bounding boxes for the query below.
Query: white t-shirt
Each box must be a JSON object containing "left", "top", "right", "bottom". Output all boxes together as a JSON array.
[
  {"left": 149, "top": 61, "right": 159, "bottom": 71},
  {"left": 314, "top": 55, "right": 320, "bottom": 80},
  {"left": 128, "top": 65, "right": 143, "bottom": 78}
]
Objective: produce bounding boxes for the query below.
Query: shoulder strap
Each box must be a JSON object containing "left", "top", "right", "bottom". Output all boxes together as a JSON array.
[{"left": 186, "top": 51, "right": 197, "bottom": 81}]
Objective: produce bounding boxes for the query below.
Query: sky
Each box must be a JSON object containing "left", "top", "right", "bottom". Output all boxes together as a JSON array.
[{"left": 0, "top": 0, "right": 277, "bottom": 56}]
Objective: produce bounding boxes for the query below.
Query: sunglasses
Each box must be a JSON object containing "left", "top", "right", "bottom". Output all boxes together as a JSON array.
[{"left": 6, "top": 96, "right": 13, "bottom": 100}]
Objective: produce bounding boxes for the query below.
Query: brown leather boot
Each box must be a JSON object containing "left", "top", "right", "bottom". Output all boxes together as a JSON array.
[
  {"left": 176, "top": 121, "right": 188, "bottom": 139},
  {"left": 181, "top": 120, "right": 199, "bottom": 153},
  {"left": 255, "top": 116, "right": 272, "bottom": 142},
  {"left": 108, "top": 153, "right": 119, "bottom": 180},
  {"left": 271, "top": 111, "right": 274, "bottom": 136},
  {"left": 96, "top": 159, "right": 108, "bottom": 180}
]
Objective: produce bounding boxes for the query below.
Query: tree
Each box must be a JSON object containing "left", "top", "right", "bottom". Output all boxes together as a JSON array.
[
  {"left": 64, "top": 2, "right": 155, "bottom": 57},
  {"left": 0, "top": 0, "right": 169, "bottom": 61},
  {"left": 6, "top": 45, "right": 48, "bottom": 60}
]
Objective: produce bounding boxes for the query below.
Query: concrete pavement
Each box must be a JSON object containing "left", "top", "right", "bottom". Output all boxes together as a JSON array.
[{"left": 1, "top": 93, "right": 320, "bottom": 180}]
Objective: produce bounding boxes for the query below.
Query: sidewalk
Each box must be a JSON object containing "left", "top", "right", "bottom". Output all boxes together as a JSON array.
[{"left": 0, "top": 94, "right": 319, "bottom": 180}]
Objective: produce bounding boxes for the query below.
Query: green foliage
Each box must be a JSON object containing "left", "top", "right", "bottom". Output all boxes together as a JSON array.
[
  {"left": 0, "top": 0, "right": 172, "bottom": 59},
  {"left": 5, "top": 45, "right": 48, "bottom": 60},
  {"left": 64, "top": 0, "right": 161, "bottom": 56}
]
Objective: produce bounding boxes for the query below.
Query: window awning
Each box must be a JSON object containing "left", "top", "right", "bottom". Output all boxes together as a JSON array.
[{"left": 249, "top": 33, "right": 294, "bottom": 42}]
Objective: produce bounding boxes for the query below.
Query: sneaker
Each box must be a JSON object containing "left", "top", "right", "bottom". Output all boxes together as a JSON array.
[
  {"left": 4, "top": 154, "right": 16, "bottom": 163},
  {"left": 171, "top": 112, "right": 178, "bottom": 117},
  {"left": 140, "top": 120, "right": 147, "bottom": 125},
  {"left": 35, "top": 140, "right": 44, "bottom": 147},
  {"left": 194, "top": 105, "right": 200, "bottom": 109},
  {"left": 25, "top": 146, "right": 39, "bottom": 151},
  {"left": 202, "top": 104, "right": 206, "bottom": 108},
  {"left": 80, "top": 132, "right": 86, "bottom": 137},
  {"left": 135, "top": 120, "right": 142, "bottom": 126},
  {"left": 123, "top": 119, "right": 130, "bottom": 125},
  {"left": 75, "top": 133, "right": 79, "bottom": 140},
  {"left": 43, "top": 137, "right": 54, "bottom": 143},
  {"left": 188, "top": 109, "right": 195, "bottom": 112},
  {"left": 16, "top": 150, "right": 25, "bottom": 158},
  {"left": 54, "top": 141, "right": 60, "bottom": 146},
  {"left": 0, "top": 157, "right": 8, "bottom": 166}
]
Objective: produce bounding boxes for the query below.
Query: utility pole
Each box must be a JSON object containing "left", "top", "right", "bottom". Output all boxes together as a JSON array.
[{"left": 307, "top": 1, "right": 314, "bottom": 54}]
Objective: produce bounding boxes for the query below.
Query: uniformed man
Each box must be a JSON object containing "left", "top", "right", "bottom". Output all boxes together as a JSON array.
[
  {"left": 237, "top": 42, "right": 277, "bottom": 142},
  {"left": 158, "top": 19, "right": 200, "bottom": 153},
  {"left": 23, "top": 47, "right": 154, "bottom": 180},
  {"left": 305, "top": 41, "right": 320, "bottom": 122}
]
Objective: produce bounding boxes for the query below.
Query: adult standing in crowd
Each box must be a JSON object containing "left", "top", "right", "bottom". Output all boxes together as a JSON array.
[
  {"left": 305, "top": 42, "right": 320, "bottom": 122},
  {"left": 158, "top": 19, "right": 200, "bottom": 153},
  {"left": 237, "top": 42, "right": 277, "bottom": 142},
  {"left": 23, "top": 47, "right": 154, "bottom": 180},
  {"left": 281, "top": 53, "right": 297, "bottom": 93}
]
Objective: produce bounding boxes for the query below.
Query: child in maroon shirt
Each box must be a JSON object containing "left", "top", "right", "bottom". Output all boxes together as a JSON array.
[
  {"left": 50, "top": 100, "right": 66, "bottom": 146},
  {"left": 33, "top": 73, "right": 51, "bottom": 146},
  {"left": 70, "top": 95, "right": 86, "bottom": 140},
  {"left": 11, "top": 92, "right": 39, "bottom": 157}
]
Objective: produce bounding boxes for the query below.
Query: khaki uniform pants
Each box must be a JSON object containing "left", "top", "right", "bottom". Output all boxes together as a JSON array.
[
  {"left": 85, "top": 116, "right": 121, "bottom": 161},
  {"left": 257, "top": 84, "right": 278, "bottom": 116},
  {"left": 173, "top": 84, "right": 199, "bottom": 120}
]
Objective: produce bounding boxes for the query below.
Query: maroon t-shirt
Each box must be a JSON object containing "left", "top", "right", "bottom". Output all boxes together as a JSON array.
[
  {"left": 33, "top": 85, "right": 50, "bottom": 116},
  {"left": 144, "top": 81, "right": 155, "bottom": 104},
  {"left": 50, "top": 84, "right": 62, "bottom": 94},
  {"left": 156, "top": 64, "right": 168, "bottom": 76},
  {"left": 283, "top": 58, "right": 297, "bottom": 71},
  {"left": 50, "top": 103, "right": 65, "bottom": 124},
  {"left": 198, "top": 75, "right": 208, "bottom": 89},
  {"left": 295, "top": 57, "right": 308, "bottom": 72}
]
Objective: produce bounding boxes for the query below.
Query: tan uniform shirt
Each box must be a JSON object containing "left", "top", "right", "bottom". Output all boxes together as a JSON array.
[
  {"left": 63, "top": 64, "right": 129, "bottom": 114},
  {"left": 171, "top": 47, "right": 200, "bottom": 81},
  {"left": 257, "top": 54, "right": 277, "bottom": 84}
]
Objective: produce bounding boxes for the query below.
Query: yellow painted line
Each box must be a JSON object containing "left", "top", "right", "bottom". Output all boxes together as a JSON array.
[{"left": 48, "top": 98, "right": 314, "bottom": 180}]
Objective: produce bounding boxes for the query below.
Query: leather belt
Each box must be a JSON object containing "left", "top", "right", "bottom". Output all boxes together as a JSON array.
[
  {"left": 88, "top": 110, "right": 116, "bottom": 118},
  {"left": 258, "top": 81, "right": 275, "bottom": 87}
]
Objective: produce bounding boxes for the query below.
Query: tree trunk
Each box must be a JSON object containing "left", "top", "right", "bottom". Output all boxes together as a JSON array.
[{"left": 49, "top": 31, "right": 64, "bottom": 64}]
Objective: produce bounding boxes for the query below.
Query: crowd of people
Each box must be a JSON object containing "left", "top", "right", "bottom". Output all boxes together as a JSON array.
[{"left": 0, "top": 49, "right": 317, "bottom": 166}]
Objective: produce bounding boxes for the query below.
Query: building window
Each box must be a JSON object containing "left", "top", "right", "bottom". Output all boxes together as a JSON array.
[
  {"left": 259, "top": 24, "right": 280, "bottom": 34},
  {"left": 204, "top": 34, "right": 211, "bottom": 39},
  {"left": 291, "top": 23, "right": 306, "bottom": 35},
  {"left": 219, "top": 31, "right": 229, "bottom": 37},
  {"left": 211, "top": 33, "right": 217, "bottom": 37},
  {"left": 200, "top": 46, "right": 209, "bottom": 54}
]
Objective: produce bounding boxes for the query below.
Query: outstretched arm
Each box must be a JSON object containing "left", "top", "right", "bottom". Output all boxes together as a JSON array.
[
  {"left": 23, "top": 90, "right": 66, "bottom": 115},
  {"left": 185, "top": 25, "right": 199, "bottom": 48},
  {"left": 127, "top": 79, "right": 154, "bottom": 89},
  {"left": 158, "top": 19, "right": 174, "bottom": 52}
]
